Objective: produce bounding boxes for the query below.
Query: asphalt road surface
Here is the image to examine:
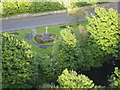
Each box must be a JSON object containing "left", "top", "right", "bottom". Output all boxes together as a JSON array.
[
  {"left": 1, "top": 2, "right": 119, "bottom": 32},
  {"left": 2, "top": 13, "right": 87, "bottom": 32}
]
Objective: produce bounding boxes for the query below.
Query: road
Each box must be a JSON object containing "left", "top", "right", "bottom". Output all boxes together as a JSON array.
[
  {"left": 2, "top": 13, "right": 87, "bottom": 32},
  {"left": 1, "top": 2, "right": 119, "bottom": 32}
]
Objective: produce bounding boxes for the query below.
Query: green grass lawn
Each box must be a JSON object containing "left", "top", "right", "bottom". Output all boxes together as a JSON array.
[{"left": 5, "top": 21, "right": 88, "bottom": 55}]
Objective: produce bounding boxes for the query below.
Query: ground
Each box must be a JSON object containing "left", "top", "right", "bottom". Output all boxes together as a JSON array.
[{"left": 6, "top": 21, "right": 88, "bottom": 55}]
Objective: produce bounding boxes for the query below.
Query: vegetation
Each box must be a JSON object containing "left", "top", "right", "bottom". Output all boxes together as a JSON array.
[
  {"left": 56, "top": 0, "right": 78, "bottom": 9},
  {"left": 86, "top": 7, "right": 119, "bottom": 57},
  {"left": 109, "top": 67, "right": 120, "bottom": 88},
  {"left": 2, "top": 5, "right": 120, "bottom": 89},
  {"left": 2, "top": 33, "right": 35, "bottom": 88},
  {"left": 57, "top": 69, "right": 95, "bottom": 88},
  {"left": 51, "top": 28, "right": 81, "bottom": 78},
  {"left": 67, "top": 7, "right": 86, "bottom": 22},
  {"left": 1, "top": 1, "right": 106, "bottom": 18},
  {"left": 2, "top": 1, "right": 65, "bottom": 17},
  {"left": 7, "top": 21, "right": 88, "bottom": 54}
]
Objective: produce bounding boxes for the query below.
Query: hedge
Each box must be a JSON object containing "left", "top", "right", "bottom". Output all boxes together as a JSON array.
[
  {"left": 2, "top": 2, "right": 65, "bottom": 17},
  {"left": 1, "top": 2, "right": 107, "bottom": 18}
]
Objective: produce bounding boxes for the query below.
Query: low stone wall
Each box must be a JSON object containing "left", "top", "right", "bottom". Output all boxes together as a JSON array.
[{"left": 0, "top": 2, "right": 119, "bottom": 21}]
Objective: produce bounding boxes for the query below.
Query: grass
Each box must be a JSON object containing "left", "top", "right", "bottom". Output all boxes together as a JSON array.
[
  {"left": 7, "top": 29, "right": 32, "bottom": 39},
  {"left": 36, "top": 21, "right": 88, "bottom": 36},
  {"left": 6, "top": 21, "right": 88, "bottom": 55}
]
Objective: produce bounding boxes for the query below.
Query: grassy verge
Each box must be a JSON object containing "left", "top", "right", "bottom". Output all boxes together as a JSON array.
[{"left": 5, "top": 21, "right": 88, "bottom": 55}]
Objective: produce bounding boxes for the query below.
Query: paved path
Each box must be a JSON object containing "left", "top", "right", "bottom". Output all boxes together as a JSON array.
[
  {"left": 1, "top": 2, "right": 119, "bottom": 32},
  {"left": 23, "top": 33, "right": 52, "bottom": 48}
]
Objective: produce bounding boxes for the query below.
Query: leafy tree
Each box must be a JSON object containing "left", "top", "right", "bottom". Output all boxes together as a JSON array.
[
  {"left": 86, "top": 7, "right": 119, "bottom": 57},
  {"left": 85, "top": 0, "right": 99, "bottom": 5},
  {"left": 34, "top": 54, "right": 57, "bottom": 83},
  {"left": 67, "top": 7, "right": 86, "bottom": 22},
  {"left": 36, "top": 28, "right": 82, "bottom": 82},
  {"left": 73, "top": 24, "right": 106, "bottom": 69},
  {"left": 108, "top": 67, "right": 120, "bottom": 88},
  {"left": 2, "top": 33, "right": 34, "bottom": 88},
  {"left": 57, "top": 69, "right": 95, "bottom": 88},
  {"left": 52, "top": 28, "right": 82, "bottom": 70},
  {"left": 56, "top": 0, "right": 77, "bottom": 9}
]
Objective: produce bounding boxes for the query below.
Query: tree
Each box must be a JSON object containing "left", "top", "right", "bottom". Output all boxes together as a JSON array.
[
  {"left": 67, "top": 7, "right": 86, "bottom": 22},
  {"left": 52, "top": 28, "right": 82, "bottom": 70},
  {"left": 109, "top": 67, "right": 120, "bottom": 88},
  {"left": 56, "top": 0, "right": 77, "bottom": 9},
  {"left": 86, "top": 7, "right": 119, "bottom": 57},
  {"left": 2, "top": 33, "right": 34, "bottom": 88},
  {"left": 57, "top": 69, "right": 95, "bottom": 88},
  {"left": 39, "top": 27, "right": 82, "bottom": 81},
  {"left": 74, "top": 24, "right": 106, "bottom": 69},
  {"left": 86, "top": 0, "right": 99, "bottom": 5}
]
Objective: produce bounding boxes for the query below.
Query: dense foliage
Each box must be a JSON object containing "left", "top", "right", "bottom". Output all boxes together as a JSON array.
[
  {"left": 1, "top": 1, "right": 105, "bottom": 18},
  {"left": 2, "top": 1, "right": 65, "bottom": 17},
  {"left": 2, "top": 5, "right": 119, "bottom": 88},
  {"left": 109, "top": 67, "right": 120, "bottom": 88},
  {"left": 2, "top": 33, "right": 34, "bottom": 88},
  {"left": 52, "top": 28, "right": 82, "bottom": 70},
  {"left": 86, "top": 7, "right": 119, "bottom": 57},
  {"left": 30, "top": 2, "right": 65, "bottom": 13},
  {"left": 57, "top": 69, "right": 95, "bottom": 88},
  {"left": 74, "top": 25, "right": 104, "bottom": 69},
  {"left": 35, "top": 28, "right": 81, "bottom": 83}
]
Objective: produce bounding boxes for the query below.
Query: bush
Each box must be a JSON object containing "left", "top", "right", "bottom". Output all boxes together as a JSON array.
[
  {"left": 2, "top": 1, "right": 65, "bottom": 17},
  {"left": 34, "top": 35, "right": 42, "bottom": 43},
  {"left": 34, "top": 34, "right": 55, "bottom": 43},
  {"left": 2, "top": 1, "right": 106, "bottom": 18},
  {"left": 30, "top": 2, "right": 65, "bottom": 13},
  {"left": 2, "top": 1, "right": 31, "bottom": 17},
  {"left": 109, "top": 67, "right": 120, "bottom": 88},
  {"left": 57, "top": 69, "right": 95, "bottom": 88},
  {"left": 2, "top": 33, "right": 34, "bottom": 88}
]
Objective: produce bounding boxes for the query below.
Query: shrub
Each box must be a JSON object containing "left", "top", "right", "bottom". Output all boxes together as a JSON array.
[
  {"left": 2, "top": 1, "right": 65, "bottom": 17},
  {"left": 50, "top": 33, "right": 57, "bottom": 39},
  {"left": 34, "top": 34, "right": 55, "bottom": 44},
  {"left": 2, "top": 33, "right": 34, "bottom": 88},
  {"left": 108, "top": 67, "right": 120, "bottom": 88},
  {"left": 34, "top": 35, "right": 42, "bottom": 43},
  {"left": 57, "top": 69, "right": 95, "bottom": 88},
  {"left": 30, "top": 2, "right": 65, "bottom": 13},
  {"left": 2, "top": 1, "right": 31, "bottom": 17}
]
